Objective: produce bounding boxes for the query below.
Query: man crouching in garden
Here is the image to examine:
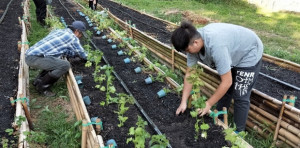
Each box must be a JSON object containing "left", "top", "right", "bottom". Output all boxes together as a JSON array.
[
  {"left": 171, "top": 21, "right": 263, "bottom": 132},
  {"left": 25, "top": 21, "right": 88, "bottom": 97}
]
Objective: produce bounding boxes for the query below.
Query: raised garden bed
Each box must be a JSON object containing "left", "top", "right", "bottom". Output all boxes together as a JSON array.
[
  {"left": 0, "top": 0, "right": 24, "bottom": 146},
  {"left": 49, "top": 0, "right": 244, "bottom": 147},
  {"left": 98, "top": 0, "right": 300, "bottom": 109}
]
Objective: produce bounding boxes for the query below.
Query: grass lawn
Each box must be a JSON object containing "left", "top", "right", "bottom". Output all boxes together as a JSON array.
[{"left": 115, "top": 0, "right": 300, "bottom": 64}]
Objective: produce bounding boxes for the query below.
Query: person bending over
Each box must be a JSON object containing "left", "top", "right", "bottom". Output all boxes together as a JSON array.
[
  {"left": 171, "top": 21, "right": 263, "bottom": 132},
  {"left": 25, "top": 21, "right": 88, "bottom": 96}
]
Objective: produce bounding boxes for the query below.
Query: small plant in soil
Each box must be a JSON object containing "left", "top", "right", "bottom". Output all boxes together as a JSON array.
[
  {"left": 173, "top": 83, "right": 184, "bottom": 96},
  {"left": 23, "top": 131, "right": 47, "bottom": 144},
  {"left": 2, "top": 128, "right": 18, "bottom": 147},
  {"left": 98, "top": 65, "right": 117, "bottom": 105},
  {"left": 84, "top": 47, "right": 118, "bottom": 105},
  {"left": 143, "top": 63, "right": 156, "bottom": 72},
  {"left": 127, "top": 116, "right": 151, "bottom": 148},
  {"left": 149, "top": 72, "right": 166, "bottom": 83},
  {"left": 224, "top": 126, "right": 247, "bottom": 148},
  {"left": 190, "top": 96, "right": 209, "bottom": 139},
  {"left": 149, "top": 134, "right": 169, "bottom": 148},
  {"left": 114, "top": 93, "right": 134, "bottom": 127},
  {"left": 187, "top": 65, "right": 210, "bottom": 140},
  {"left": 131, "top": 52, "right": 146, "bottom": 63}
]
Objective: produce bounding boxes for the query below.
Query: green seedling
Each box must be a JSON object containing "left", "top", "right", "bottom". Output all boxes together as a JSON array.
[
  {"left": 187, "top": 65, "right": 210, "bottom": 140},
  {"left": 224, "top": 125, "right": 247, "bottom": 148},
  {"left": 5, "top": 129, "right": 14, "bottom": 136},
  {"left": 149, "top": 134, "right": 169, "bottom": 148},
  {"left": 127, "top": 116, "right": 151, "bottom": 148},
  {"left": 114, "top": 93, "right": 134, "bottom": 127},
  {"left": 15, "top": 116, "right": 26, "bottom": 127}
]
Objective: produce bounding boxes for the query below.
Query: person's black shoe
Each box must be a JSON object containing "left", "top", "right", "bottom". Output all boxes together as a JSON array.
[
  {"left": 35, "top": 72, "right": 59, "bottom": 96},
  {"left": 33, "top": 70, "right": 48, "bottom": 86}
]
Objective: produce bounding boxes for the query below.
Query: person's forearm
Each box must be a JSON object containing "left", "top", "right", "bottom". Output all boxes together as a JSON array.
[
  {"left": 207, "top": 81, "right": 231, "bottom": 106},
  {"left": 207, "top": 71, "right": 232, "bottom": 106}
]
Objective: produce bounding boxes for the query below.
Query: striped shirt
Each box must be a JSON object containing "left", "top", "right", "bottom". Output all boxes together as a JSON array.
[{"left": 26, "top": 28, "right": 87, "bottom": 59}]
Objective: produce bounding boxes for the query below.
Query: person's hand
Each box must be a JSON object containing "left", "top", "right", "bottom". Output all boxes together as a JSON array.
[
  {"left": 176, "top": 102, "right": 187, "bottom": 115},
  {"left": 198, "top": 101, "right": 212, "bottom": 116}
]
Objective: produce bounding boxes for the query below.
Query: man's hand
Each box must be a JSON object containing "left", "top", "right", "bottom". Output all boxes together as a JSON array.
[
  {"left": 198, "top": 101, "right": 212, "bottom": 116},
  {"left": 176, "top": 102, "right": 187, "bottom": 115}
]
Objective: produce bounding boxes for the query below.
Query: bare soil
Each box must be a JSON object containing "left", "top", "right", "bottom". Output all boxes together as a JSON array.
[{"left": 0, "top": 0, "right": 22, "bottom": 145}]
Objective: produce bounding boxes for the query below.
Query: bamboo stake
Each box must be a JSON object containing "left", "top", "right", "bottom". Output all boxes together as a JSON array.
[
  {"left": 252, "top": 97, "right": 300, "bottom": 124},
  {"left": 129, "top": 26, "right": 133, "bottom": 38},
  {"left": 223, "top": 107, "right": 228, "bottom": 127},
  {"left": 187, "top": 96, "right": 192, "bottom": 109},
  {"left": 10, "top": 97, "right": 15, "bottom": 106},
  {"left": 66, "top": 77, "right": 81, "bottom": 120},
  {"left": 248, "top": 109, "right": 275, "bottom": 133},
  {"left": 289, "top": 95, "right": 296, "bottom": 107},
  {"left": 279, "top": 128, "right": 300, "bottom": 146},
  {"left": 82, "top": 119, "right": 88, "bottom": 148},
  {"left": 214, "top": 109, "right": 218, "bottom": 124},
  {"left": 277, "top": 135, "right": 298, "bottom": 148},
  {"left": 96, "top": 118, "right": 101, "bottom": 135},
  {"left": 86, "top": 132, "right": 94, "bottom": 148},
  {"left": 200, "top": 87, "right": 213, "bottom": 98},
  {"left": 246, "top": 117, "right": 269, "bottom": 138},
  {"left": 199, "top": 75, "right": 218, "bottom": 88},
  {"left": 171, "top": 49, "right": 175, "bottom": 71},
  {"left": 273, "top": 95, "right": 287, "bottom": 142},
  {"left": 252, "top": 89, "right": 300, "bottom": 115},
  {"left": 68, "top": 69, "right": 98, "bottom": 146},
  {"left": 21, "top": 101, "right": 34, "bottom": 130},
  {"left": 283, "top": 109, "right": 300, "bottom": 124},
  {"left": 97, "top": 135, "right": 105, "bottom": 147},
  {"left": 249, "top": 102, "right": 300, "bottom": 146},
  {"left": 250, "top": 104, "right": 300, "bottom": 137}
]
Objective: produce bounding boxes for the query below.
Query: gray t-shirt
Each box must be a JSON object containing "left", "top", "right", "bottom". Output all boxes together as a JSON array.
[{"left": 187, "top": 23, "right": 263, "bottom": 75}]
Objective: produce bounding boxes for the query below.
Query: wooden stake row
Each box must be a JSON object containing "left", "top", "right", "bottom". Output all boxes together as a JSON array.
[{"left": 44, "top": 5, "right": 104, "bottom": 148}]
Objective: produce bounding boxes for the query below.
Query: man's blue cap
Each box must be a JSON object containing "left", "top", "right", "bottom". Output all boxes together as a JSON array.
[{"left": 71, "top": 21, "right": 86, "bottom": 32}]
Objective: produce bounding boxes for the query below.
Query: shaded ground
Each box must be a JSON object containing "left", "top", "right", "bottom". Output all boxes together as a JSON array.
[
  {"left": 0, "top": 0, "right": 22, "bottom": 146},
  {"left": 98, "top": 0, "right": 300, "bottom": 109},
  {"left": 51, "top": 0, "right": 229, "bottom": 147}
]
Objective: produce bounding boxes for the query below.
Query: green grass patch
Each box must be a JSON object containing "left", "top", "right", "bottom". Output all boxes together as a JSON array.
[
  {"left": 115, "top": 0, "right": 300, "bottom": 64},
  {"left": 27, "top": 2, "right": 49, "bottom": 46},
  {"left": 24, "top": 106, "right": 81, "bottom": 148},
  {"left": 26, "top": 1, "right": 81, "bottom": 147}
]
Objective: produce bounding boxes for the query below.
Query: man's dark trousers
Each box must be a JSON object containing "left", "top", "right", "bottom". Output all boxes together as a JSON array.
[{"left": 33, "top": 0, "right": 47, "bottom": 25}]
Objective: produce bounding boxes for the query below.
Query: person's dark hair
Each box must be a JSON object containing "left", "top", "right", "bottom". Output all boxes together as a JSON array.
[{"left": 171, "top": 21, "right": 201, "bottom": 52}]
